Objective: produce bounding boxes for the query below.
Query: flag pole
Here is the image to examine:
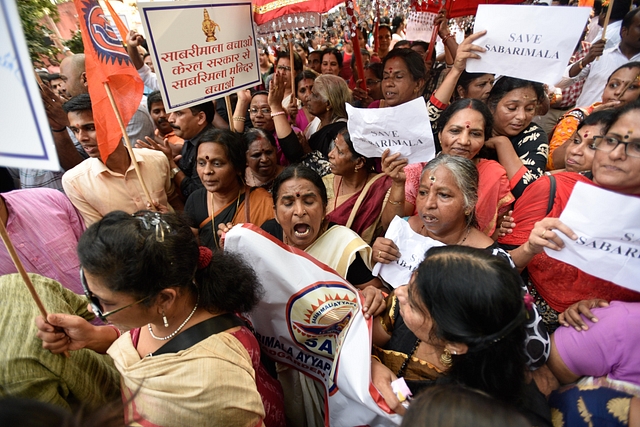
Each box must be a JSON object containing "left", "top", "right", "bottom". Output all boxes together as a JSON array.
[
  {"left": 103, "top": 82, "right": 154, "bottom": 207},
  {"left": 0, "top": 221, "right": 70, "bottom": 358},
  {"left": 598, "top": 0, "right": 615, "bottom": 61},
  {"left": 225, "top": 96, "right": 235, "bottom": 132}
]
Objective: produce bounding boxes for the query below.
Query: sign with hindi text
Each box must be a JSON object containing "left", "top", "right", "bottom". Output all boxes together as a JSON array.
[
  {"left": 138, "top": 0, "right": 260, "bottom": 111},
  {"left": 347, "top": 97, "right": 436, "bottom": 164},
  {"left": 0, "top": 0, "right": 60, "bottom": 171},
  {"left": 468, "top": 5, "right": 590, "bottom": 85},
  {"left": 546, "top": 182, "right": 640, "bottom": 293}
]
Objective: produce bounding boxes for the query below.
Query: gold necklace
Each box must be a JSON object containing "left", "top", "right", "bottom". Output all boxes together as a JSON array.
[{"left": 210, "top": 188, "right": 242, "bottom": 248}]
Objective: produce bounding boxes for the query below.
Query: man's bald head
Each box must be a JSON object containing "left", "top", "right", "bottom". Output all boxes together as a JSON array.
[{"left": 59, "top": 54, "right": 88, "bottom": 98}]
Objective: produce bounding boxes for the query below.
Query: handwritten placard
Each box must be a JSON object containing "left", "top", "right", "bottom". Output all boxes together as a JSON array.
[
  {"left": 405, "top": 11, "right": 437, "bottom": 43},
  {"left": 467, "top": 5, "right": 590, "bottom": 85},
  {"left": 139, "top": 0, "right": 260, "bottom": 111},
  {"left": 546, "top": 182, "right": 640, "bottom": 293},
  {"left": 372, "top": 216, "right": 444, "bottom": 288},
  {"left": 347, "top": 97, "right": 436, "bottom": 163},
  {"left": 0, "top": 0, "right": 60, "bottom": 171}
]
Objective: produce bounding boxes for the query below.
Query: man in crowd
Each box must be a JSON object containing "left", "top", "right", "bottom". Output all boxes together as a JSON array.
[{"left": 61, "top": 94, "right": 177, "bottom": 226}]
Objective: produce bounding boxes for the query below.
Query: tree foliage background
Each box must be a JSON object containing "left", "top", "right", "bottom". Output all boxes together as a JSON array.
[{"left": 17, "top": 0, "right": 60, "bottom": 62}]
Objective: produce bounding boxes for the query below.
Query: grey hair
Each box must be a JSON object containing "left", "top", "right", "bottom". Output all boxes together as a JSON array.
[
  {"left": 313, "top": 74, "right": 352, "bottom": 121},
  {"left": 421, "top": 155, "right": 478, "bottom": 227}
]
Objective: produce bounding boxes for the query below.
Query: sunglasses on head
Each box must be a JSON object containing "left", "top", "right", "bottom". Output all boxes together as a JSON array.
[{"left": 80, "top": 269, "right": 148, "bottom": 323}]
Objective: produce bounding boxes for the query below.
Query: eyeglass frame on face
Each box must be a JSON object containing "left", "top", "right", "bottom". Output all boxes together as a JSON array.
[
  {"left": 277, "top": 65, "right": 291, "bottom": 72},
  {"left": 80, "top": 268, "right": 148, "bottom": 323},
  {"left": 591, "top": 135, "right": 640, "bottom": 158},
  {"left": 249, "top": 107, "right": 272, "bottom": 116}
]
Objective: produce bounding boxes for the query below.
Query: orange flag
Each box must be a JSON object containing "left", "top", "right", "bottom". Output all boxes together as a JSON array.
[
  {"left": 74, "top": 0, "right": 143, "bottom": 162},
  {"left": 104, "top": 0, "right": 130, "bottom": 46}
]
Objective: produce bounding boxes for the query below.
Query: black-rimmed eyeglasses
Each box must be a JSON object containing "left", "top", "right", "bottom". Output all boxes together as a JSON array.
[
  {"left": 592, "top": 135, "right": 640, "bottom": 158},
  {"left": 80, "top": 269, "right": 148, "bottom": 323}
]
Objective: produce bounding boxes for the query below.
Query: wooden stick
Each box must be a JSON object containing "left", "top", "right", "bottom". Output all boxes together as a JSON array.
[
  {"left": 601, "top": 0, "right": 615, "bottom": 41},
  {"left": 0, "top": 220, "right": 70, "bottom": 358},
  {"left": 288, "top": 38, "right": 296, "bottom": 106},
  {"left": 616, "top": 72, "right": 640, "bottom": 100},
  {"left": 225, "top": 95, "right": 235, "bottom": 132},
  {"left": 103, "top": 82, "right": 154, "bottom": 207}
]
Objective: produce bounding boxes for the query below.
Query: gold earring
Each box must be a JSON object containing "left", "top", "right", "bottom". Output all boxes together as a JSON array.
[{"left": 440, "top": 348, "right": 452, "bottom": 367}]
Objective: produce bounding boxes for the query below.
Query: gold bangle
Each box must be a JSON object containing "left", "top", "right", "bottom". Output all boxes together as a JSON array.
[
  {"left": 387, "top": 199, "right": 403, "bottom": 205},
  {"left": 578, "top": 60, "right": 584, "bottom": 70},
  {"left": 232, "top": 116, "right": 246, "bottom": 122},
  {"left": 371, "top": 355, "right": 382, "bottom": 363}
]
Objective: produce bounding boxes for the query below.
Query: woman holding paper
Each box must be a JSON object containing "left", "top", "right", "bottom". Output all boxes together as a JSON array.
[
  {"left": 370, "top": 246, "right": 552, "bottom": 426},
  {"left": 35, "top": 211, "right": 286, "bottom": 427},
  {"left": 501, "top": 101, "right": 640, "bottom": 332},
  {"left": 381, "top": 31, "right": 514, "bottom": 237},
  {"left": 323, "top": 128, "right": 392, "bottom": 244}
]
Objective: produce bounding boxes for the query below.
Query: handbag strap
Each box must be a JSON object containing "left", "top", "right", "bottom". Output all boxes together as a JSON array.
[
  {"left": 244, "top": 187, "right": 251, "bottom": 223},
  {"left": 546, "top": 175, "right": 556, "bottom": 216},
  {"left": 151, "top": 313, "right": 245, "bottom": 357}
]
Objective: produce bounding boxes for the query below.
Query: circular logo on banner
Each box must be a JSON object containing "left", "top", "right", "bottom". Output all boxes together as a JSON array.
[
  {"left": 287, "top": 283, "right": 359, "bottom": 359},
  {"left": 81, "top": 0, "right": 130, "bottom": 65}
]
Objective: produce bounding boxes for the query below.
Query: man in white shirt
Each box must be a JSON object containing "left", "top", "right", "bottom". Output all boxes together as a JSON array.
[{"left": 564, "top": 8, "right": 640, "bottom": 107}]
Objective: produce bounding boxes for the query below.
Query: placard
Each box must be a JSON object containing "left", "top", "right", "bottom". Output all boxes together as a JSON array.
[
  {"left": 546, "top": 182, "right": 640, "bottom": 292},
  {"left": 0, "top": 0, "right": 60, "bottom": 171},
  {"left": 468, "top": 5, "right": 591, "bottom": 85},
  {"left": 347, "top": 97, "right": 436, "bottom": 163},
  {"left": 405, "top": 11, "right": 437, "bottom": 43},
  {"left": 138, "top": 0, "right": 260, "bottom": 111}
]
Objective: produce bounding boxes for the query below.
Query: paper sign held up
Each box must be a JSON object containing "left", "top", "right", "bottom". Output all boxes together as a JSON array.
[
  {"left": 545, "top": 182, "right": 640, "bottom": 293},
  {"left": 347, "top": 97, "right": 436, "bottom": 164},
  {"left": 138, "top": 0, "right": 260, "bottom": 112},
  {"left": 468, "top": 5, "right": 590, "bottom": 85},
  {"left": 0, "top": 0, "right": 60, "bottom": 171}
]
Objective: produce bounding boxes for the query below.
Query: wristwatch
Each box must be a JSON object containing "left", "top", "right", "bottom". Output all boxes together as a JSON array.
[{"left": 170, "top": 167, "right": 181, "bottom": 179}]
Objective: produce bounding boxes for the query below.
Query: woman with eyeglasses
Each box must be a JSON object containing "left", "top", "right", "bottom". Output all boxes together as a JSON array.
[
  {"left": 35, "top": 211, "right": 286, "bottom": 427},
  {"left": 501, "top": 101, "right": 640, "bottom": 333}
]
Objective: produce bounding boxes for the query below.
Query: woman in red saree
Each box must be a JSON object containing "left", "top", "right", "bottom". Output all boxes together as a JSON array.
[{"left": 324, "top": 127, "right": 392, "bottom": 244}]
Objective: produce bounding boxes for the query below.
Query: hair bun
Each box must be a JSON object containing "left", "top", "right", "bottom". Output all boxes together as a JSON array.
[{"left": 198, "top": 246, "right": 213, "bottom": 269}]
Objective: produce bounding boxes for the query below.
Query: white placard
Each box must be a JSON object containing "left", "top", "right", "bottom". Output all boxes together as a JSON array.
[
  {"left": 468, "top": 5, "right": 591, "bottom": 85},
  {"left": 545, "top": 182, "right": 640, "bottom": 293},
  {"left": 372, "top": 216, "right": 444, "bottom": 288},
  {"left": 138, "top": 0, "right": 260, "bottom": 112},
  {"left": 347, "top": 97, "right": 436, "bottom": 164},
  {"left": 405, "top": 11, "right": 437, "bottom": 43},
  {"left": 0, "top": 0, "right": 60, "bottom": 171}
]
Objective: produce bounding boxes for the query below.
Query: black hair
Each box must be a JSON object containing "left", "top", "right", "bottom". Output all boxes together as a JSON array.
[
  {"left": 78, "top": 211, "right": 262, "bottom": 314},
  {"left": 63, "top": 93, "right": 92, "bottom": 113},
  {"left": 487, "top": 77, "right": 544, "bottom": 111},
  {"left": 358, "top": 26, "right": 369, "bottom": 42},
  {"left": 308, "top": 50, "right": 323, "bottom": 61},
  {"left": 413, "top": 246, "right": 527, "bottom": 406},
  {"left": 37, "top": 71, "right": 50, "bottom": 83},
  {"left": 437, "top": 98, "right": 494, "bottom": 141},
  {"left": 337, "top": 127, "right": 376, "bottom": 171},
  {"left": 577, "top": 109, "right": 616, "bottom": 132},
  {"left": 615, "top": 0, "right": 635, "bottom": 24},
  {"left": 410, "top": 40, "right": 430, "bottom": 52},
  {"left": 400, "top": 384, "right": 530, "bottom": 427},
  {"left": 147, "top": 90, "right": 163, "bottom": 111},
  {"left": 276, "top": 50, "right": 303, "bottom": 73},
  {"left": 455, "top": 71, "right": 492, "bottom": 98},
  {"left": 607, "top": 61, "right": 640, "bottom": 83},
  {"left": 322, "top": 47, "right": 343, "bottom": 69},
  {"left": 365, "top": 62, "right": 383, "bottom": 80},
  {"left": 251, "top": 90, "right": 269, "bottom": 100},
  {"left": 391, "top": 15, "right": 405, "bottom": 34},
  {"left": 378, "top": 24, "right": 392, "bottom": 37},
  {"left": 143, "top": 53, "right": 150, "bottom": 60},
  {"left": 602, "top": 98, "right": 640, "bottom": 134},
  {"left": 244, "top": 127, "right": 276, "bottom": 149},
  {"left": 382, "top": 48, "right": 427, "bottom": 83},
  {"left": 197, "top": 129, "right": 247, "bottom": 182},
  {"left": 295, "top": 69, "right": 319, "bottom": 93},
  {"left": 48, "top": 73, "right": 60, "bottom": 80},
  {"left": 294, "top": 40, "right": 309, "bottom": 54},
  {"left": 188, "top": 100, "right": 215, "bottom": 124},
  {"left": 393, "top": 40, "right": 412, "bottom": 50},
  {"left": 271, "top": 164, "right": 328, "bottom": 207},
  {"left": 350, "top": 49, "right": 371, "bottom": 69}
]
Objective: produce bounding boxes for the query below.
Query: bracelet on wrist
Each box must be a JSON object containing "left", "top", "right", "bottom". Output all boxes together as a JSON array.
[
  {"left": 371, "top": 355, "right": 382, "bottom": 363},
  {"left": 270, "top": 111, "right": 286, "bottom": 117},
  {"left": 578, "top": 59, "right": 585, "bottom": 70},
  {"left": 232, "top": 116, "right": 246, "bottom": 122},
  {"left": 387, "top": 199, "right": 403, "bottom": 205},
  {"left": 442, "top": 33, "right": 454, "bottom": 44}
]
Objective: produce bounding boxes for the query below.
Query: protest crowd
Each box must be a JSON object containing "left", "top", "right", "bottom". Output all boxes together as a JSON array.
[{"left": 3, "top": 0, "right": 640, "bottom": 426}]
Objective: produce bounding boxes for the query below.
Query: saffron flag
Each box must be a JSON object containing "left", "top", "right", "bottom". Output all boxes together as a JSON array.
[
  {"left": 225, "top": 224, "right": 403, "bottom": 427},
  {"left": 73, "top": 0, "right": 143, "bottom": 162},
  {"left": 104, "top": 0, "right": 130, "bottom": 46}
]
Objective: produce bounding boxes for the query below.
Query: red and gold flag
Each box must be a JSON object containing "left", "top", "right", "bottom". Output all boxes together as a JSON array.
[{"left": 73, "top": 0, "right": 143, "bottom": 162}]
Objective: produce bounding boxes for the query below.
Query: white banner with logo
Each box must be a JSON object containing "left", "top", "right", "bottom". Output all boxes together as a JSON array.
[
  {"left": 468, "top": 5, "right": 590, "bottom": 85},
  {"left": 545, "top": 182, "right": 640, "bottom": 292},
  {"left": 139, "top": 0, "right": 260, "bottom": 111},
  {"left": 0, "top": 0, "right": 60, "bottom": 171},
  {"left": 372, "top": 216, "right": 444, "bottom": 288},
  {"left": 347, "top": 97, "right": 436, "bottom": 164},
  {"left": 225, "top": 224, "right": 402, "bottom": 427}
]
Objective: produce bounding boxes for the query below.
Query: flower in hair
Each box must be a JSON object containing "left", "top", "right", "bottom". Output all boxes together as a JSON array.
[{"left": 198, "top": 246, "right": 213, "bottom": 269}]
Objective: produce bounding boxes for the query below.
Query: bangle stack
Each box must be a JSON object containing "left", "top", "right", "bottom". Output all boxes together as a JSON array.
[
  {"left": 441, "top": 33, "right": 454, "bottom": 44},
  {"left": 232, "top": 116, "right": 246, "bottom": 122}
]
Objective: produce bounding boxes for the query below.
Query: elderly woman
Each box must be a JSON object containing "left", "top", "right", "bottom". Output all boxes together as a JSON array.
[
  {"left": 184, "top": 129, "right": 274, "bottom": 249},
  {"left": 372, "top": 246, "right": 552, "bottom": 426},
  {"left": 244, "top": 128, "right": 284, "bottom": 191},
  {"left": 373, "top": 155, "right": 549, "bottom": 367},
  {"left": 324, "top": 128, "right": 392, "bottom": 244},
  {"left": 502, "top": 101, "right": 640, "bottom": 332},
  {"left": 36, "top": 211, "right": 286, "bottom": 427},
  {"left": 548, "top": 62, "right": 640, "bottom": 170}
]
